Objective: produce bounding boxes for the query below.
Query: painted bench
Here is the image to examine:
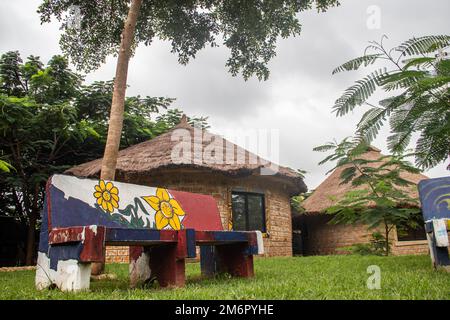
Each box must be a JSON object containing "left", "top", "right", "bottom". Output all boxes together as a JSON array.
[
  {"left": 36, "top": 174, "right": 263, "bottom": 291},
  {"left": 417, "top": 176, "right": 450, "bottom": 269}
]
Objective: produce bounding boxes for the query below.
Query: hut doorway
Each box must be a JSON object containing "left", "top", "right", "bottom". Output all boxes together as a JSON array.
[{"left": 292, "top": 213, "right": 310, "bottom": 256}]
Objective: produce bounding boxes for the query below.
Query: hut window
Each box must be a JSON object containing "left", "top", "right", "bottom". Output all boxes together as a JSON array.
[
  {"left": 396, "top": 214, "right": 427, "bottom": 242},
  {"left": 231, "top": 192, "right": 266, "bottom": 232}
]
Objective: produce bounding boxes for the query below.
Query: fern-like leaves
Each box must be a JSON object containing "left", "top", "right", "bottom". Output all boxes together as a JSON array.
[
  {"left": 396, "top": 35, "right": 450, "bottom": 56},
  {"left": 333, "top": 68, "right": 388, "bottom": 116},
  {"left": 332, "top": 54, "right": 383, "bottom": 74}
]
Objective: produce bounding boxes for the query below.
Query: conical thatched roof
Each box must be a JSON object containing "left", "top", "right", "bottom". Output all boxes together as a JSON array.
[
  {"left": 302, "top": 146, "right": 429, "bottom": 213},
  {"left": 66, "top": 116, "right": 306, "bottom": 194}
]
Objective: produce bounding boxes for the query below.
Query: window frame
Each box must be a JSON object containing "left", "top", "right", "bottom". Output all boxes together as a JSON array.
[
  {"left": 231, "top": 191, "right": 267, "bottom": 233},
  {"left": 395, "top": 211, "right": 427, "bottom": 242}
]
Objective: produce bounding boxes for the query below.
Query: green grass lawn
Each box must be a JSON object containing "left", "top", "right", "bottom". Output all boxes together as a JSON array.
[{"left": 0, "top": 255, "right": 449, "bottom": 300}]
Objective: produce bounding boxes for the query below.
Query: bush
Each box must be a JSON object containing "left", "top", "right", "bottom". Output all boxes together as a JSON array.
[{"left": 340, "top": 232, "right": 391, "bottom": 256}]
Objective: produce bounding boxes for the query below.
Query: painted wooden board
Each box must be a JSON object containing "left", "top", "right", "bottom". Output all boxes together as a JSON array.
[
  {"left": 418, "top": 176, "right": 450, "bottom": 270},
  {"left": 44, "top": 174, "right": 222, "bottom": 231},
  {"left": 418, "top": 176, "right": 450, "bottom": 221},
  {"left": 38, "top": 174, "right": 217, "bottom": 260}
]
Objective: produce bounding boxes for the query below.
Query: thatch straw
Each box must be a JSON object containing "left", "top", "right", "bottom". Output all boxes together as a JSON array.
[
  {"left": 66, "top": 116, "right": 306, "bottom": 194},
  {"left": 302, "top": 146, "right": 429, "bottom": 213}
]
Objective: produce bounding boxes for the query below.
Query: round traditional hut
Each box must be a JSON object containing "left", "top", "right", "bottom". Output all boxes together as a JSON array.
[
  {"left": 66, "top": 116, "right": 306, "bottom": 261},
  {"left": 297, "top": 146, "right": 430, "bottom": 256}
]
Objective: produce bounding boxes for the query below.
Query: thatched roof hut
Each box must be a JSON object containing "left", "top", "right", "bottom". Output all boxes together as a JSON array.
[
  {"left": 302, "top": 146, "right": 429, "bottom": 213},
  {"left": 66, "top": 116, "right": 306, "bottom": 258},
  {"left": 66, "top": 116, "right": 306, "bottom": 195},
  {"left": 296, "top": 146, "right": 430, "bottom": 257}
]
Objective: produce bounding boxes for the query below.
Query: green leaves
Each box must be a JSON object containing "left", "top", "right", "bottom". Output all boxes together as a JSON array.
[
  {"left": 117, "top": 197, "right": 151, "bottom": 228},
  {"left": 357, "top": 106, "right": 388, "bottom": 142},
  {"left": 0, "top": 49, "right": 207, "bottom": 235},
  {"left": 402, "top": 57, "right": 435, "bottom": 70},
  {"left": 332, "top": 54, "right": 383, "bottom": 74},
  {"left": 314, "top": 137, "right": 370, "bottom": 173},
  {"left": 0, "top": 51, "right": 26, "bottom": 97},
  {"left": 38, "top": 0, "right": 339, "bottom": 80},
  {"left": 380, "top": 70, "right": 427, "bottom": 91},
  {"left": 415, "top": 118, "right": 450, "bottom": 169},
  {"left": 332, "top": 35, "right": 450, "bottom": 169},
  {"left": 0, "top": 159, "right": 14, "bottom": 173},
  {"left": 316, "top": 137, "right": 422, "bottom": 255},
  {"left": 333, "top": 68, "right": 387, "bottom": 116},
  {"left": 396, "top": 35, "right": 450, "bottom": 56}
]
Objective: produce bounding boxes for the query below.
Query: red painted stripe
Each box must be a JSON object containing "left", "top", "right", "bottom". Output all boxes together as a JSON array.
[
  {"left": 49, "top": 227, "right": 85, "bottom": 244},
  {"left": 80, "top": 226, "right": 106, "bottom": 262},
  {"left": 169, "top": 190, "right": 223, "bottom": 231},
  {"left": 194, "top": 231, "right": 216, "bottom": 242},
  {"left": 159, "top": 230, "right": 178, "bottom": 241},
  {"left": 129, "top": 246, "right": 144, "bottom": 261}
]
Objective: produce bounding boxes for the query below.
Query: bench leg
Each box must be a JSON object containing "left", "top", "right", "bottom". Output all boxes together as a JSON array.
[
  {"left": 149, "top": 244, "right": 185, "bottom": 287},
  {"left": 218, "top": 244, "right": 254, "bottom": 278},
  {"left": 54, "top": 260, "right": 92, "bottom": 292},
  {"left": 129, "top": 246, "right": 151, "bottom": 288},
  {"left": 36, "top": 252, "right": 53, "bottom": 290},
  {"left": 200, "top": 244, "right": 254, "bottom": 278},
  {"left": 200, "top": 245, "right": 220, "bottom": 277},
  {"left": 426, "top": 231, "right": 450, "bottom": 269},
  {"left": 426, "top": 232, "right": 437, "bottom": 267},
  {"left": 35, "top": 251, "right": 91, "bottom": 292}
]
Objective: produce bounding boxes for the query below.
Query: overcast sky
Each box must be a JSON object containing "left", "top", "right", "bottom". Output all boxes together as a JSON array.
[{"left": 1, "top": 0, "right": 449, "bottom": 189}]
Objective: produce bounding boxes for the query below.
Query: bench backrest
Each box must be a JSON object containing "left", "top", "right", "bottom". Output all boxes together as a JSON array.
[
  {"left": 418, "top": 176, "right": 450, "bottom": 221},
  {"left": 42, "top": 174, "right": 224, "bottom": 232}
]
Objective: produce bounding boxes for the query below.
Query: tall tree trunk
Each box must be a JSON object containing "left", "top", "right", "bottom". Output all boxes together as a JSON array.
[
  {"left": 25, "top": 213, "right": 37, "bottom": 265},
  {"left": 93, "top": 0, "right": 142, "bottom": 276},
  {"left": 100, "top": 0, "right": 143, "bottom": 181},
  {"left": 384, "top": 223, "right": 390, "bottom": 256}
]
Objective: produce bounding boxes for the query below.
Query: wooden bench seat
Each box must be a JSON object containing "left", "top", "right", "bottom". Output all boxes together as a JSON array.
[{"left": 36, "top": 174, "right": 263, "bottom": 291}]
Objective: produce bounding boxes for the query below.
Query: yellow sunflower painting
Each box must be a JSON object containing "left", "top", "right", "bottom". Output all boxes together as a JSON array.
[
  {"left": 142, "top": 188, "right": 185, "bottom": 230},
  {"left": 93, "top": 180, "right": 119, "bottom": 213}
]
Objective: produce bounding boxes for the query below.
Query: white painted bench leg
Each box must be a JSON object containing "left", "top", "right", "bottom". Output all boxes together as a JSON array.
[
  {"left": 35, "top": 252, "right": 91, "bottom": 292},
  {"left": 35, "top": 252, "right": 53, "bottom": 290},
  {"left": 129, "top": 246, "right": 151, "bottom": 288},
  {"left": 54, "top": 260, "right": 92, "bottom": 292},
  {"left": 426, "top": 232, "right": 436, "bottom": 268},
  {"left": 255, "top": 231, "right": 265, "bottom": 255}
]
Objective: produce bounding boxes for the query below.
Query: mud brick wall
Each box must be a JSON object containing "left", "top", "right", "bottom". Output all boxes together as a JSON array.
[
  {"left": 299, "top": 214, "right": 429, "bottom": 256},
  {"left": 105, "top": 246, "right": 129, "bottom": 264},
  {"left": 105, "top": 169, "right": 295, "bottom": 262}
]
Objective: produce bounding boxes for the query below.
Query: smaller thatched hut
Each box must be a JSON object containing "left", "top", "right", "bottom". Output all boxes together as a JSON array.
[
  {"left": 297, "top": 146, "right": 429, "bottom": 256},
  {"left": 67, "top": 116, "right": 306, "bottom": 261}
]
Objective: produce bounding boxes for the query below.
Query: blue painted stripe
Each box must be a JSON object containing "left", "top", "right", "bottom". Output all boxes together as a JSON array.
[
  {"left": 211, "top": 231, "right": 248, "bottom": 242},
  {"left": 105, "top": 228, "right": 164, "bottom": 242},
  {"left": 200, "top": 246, "right": 218, "bottom": 276},
  {"left": 50, "top": 185, "right": 128, "bottom": 229},
  {"left": 49, "top": 243, "right": 83, "bottom": 270},
  {"left": 38, "top": 197, "right": 49, "bottom": 253},
  {"left": 418, "top": 177, "right": 450, "bottom": 221},
  {"left": 186, "top": 229, "right": 196, "bottom": 258},
  {"left": 244, "top": 245, "right": 259, "bottom": 256},
  {"left": 425, "top": 221, "right": 433, "bottom": 233}
]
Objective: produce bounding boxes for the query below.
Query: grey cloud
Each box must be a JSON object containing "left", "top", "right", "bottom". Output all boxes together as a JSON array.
[{"left": 1, "top": 0, "right": 449, "bottom": 190}]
